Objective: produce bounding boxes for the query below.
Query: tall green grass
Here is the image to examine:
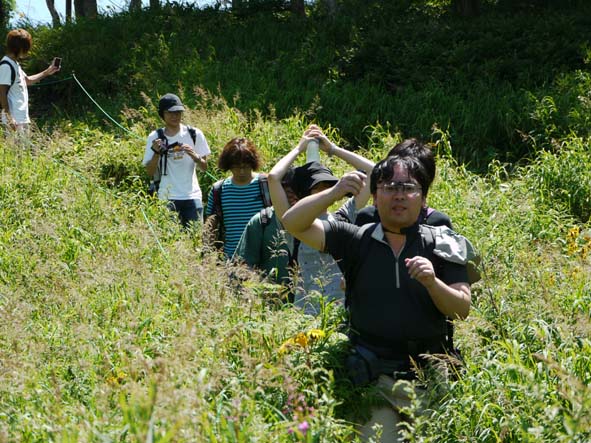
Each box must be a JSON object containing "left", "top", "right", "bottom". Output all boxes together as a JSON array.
[{"left": 0, "top": 94, "right": 590, "bottom": 441}]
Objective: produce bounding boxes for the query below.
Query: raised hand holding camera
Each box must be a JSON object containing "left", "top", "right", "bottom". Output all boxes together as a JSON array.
[{"left": 151, "top": 138, "right": 164, "bottom": 155}]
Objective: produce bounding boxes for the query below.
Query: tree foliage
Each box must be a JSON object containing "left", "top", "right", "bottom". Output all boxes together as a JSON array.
[
  {"left": 0, "top": 0, "right": 15, "bottom": 31},
  {"left": 74, "top": 0, "right": 97, "bottom": 19}
]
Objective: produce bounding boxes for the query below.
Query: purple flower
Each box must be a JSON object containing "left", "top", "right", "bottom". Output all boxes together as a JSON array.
[{"left": 298, "top": 421, "right": 309, "bottom": 435}]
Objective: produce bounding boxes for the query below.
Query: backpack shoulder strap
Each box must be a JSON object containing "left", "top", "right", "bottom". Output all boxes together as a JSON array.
[
  {"left": 154, "top": 127, "right": 170, "bottom": 175},
  {"left": 257, "top": 173, "right": 272, "bottom": 208},
  {"left": 187, "top": 125, "right": 197, "bottom": 145},
  {"left": 418, "top": 224, "right": 455, "bottom": 351},
  {"left": 344, "top": 223, "right": 378, "bottom": 307},
  {"left": 156, "top": 127, "right": 169, "bottom": 153},
  {"left": 0, "top": 60, "right": 16, "bottom": 87},
  {"left": 418, "top": 225, "right": 446, "bottom": 277},
  {"left": 259, "top": 206, "right": 274, "bottom": 229},
  {"left": 420, "top": 225, "right": 481, "bottom": 284},
  {"left": 419, "top": 224, "right": 436, "bottom": 253},
  {"left": 212, "top": 179, "right": 225, "bottom": 219}
]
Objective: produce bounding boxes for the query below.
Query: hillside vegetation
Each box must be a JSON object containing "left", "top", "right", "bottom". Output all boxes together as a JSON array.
[
  {"left": 1, "top": 1, "right": 591, "bottom": 441},
  {"left": 19, "top": 0, "right": 591, "bottom": 169}
]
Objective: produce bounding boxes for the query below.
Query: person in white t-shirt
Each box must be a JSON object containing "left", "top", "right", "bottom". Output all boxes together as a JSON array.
[
  {"left": 142, "top": 93, "right": 211, "bottom": 227},
  {"left": 0, "top": 29, "right": 60, "bottom": 131}
]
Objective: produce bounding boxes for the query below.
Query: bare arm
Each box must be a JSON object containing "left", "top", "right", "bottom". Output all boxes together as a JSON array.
[
  {"left": 268, "top": 136, "right": 308, "bottom": 220},
  {"left": 197, "top": 156, "right": 208, "bottom": 172},
  {"left": 145, "top": 154, "right": 160, "bottom": 177},
  {"left": 328, "top": 143, "right": 373, "bottom": 210},
  {"left": 429, "top": 280, "right": 471, "bottom": 320},
  {"left": 405, "top": 256, "right": 471, "bottom": 319},
  {"left": 183, "top": 145, "right": 208, "bottom": 172},
  {"left": 145, "top": 139, "right": 162, "bottom": 177},
  {"left": 26, "top": 63, "right": 59, "bottom": 85},
  {"left": 308, "top": 125, "right": 375, "bottom": 210},
  {"left": 282, "top": 171, "right": 366, "bottom": 251}
]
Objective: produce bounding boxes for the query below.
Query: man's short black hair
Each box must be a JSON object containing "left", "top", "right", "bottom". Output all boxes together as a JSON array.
[
  {"left": 370, "top": 155, "right": 432, "bottom": 196},
  {"left": 387, "top": 138, "right": 436, "bottom": 183}
]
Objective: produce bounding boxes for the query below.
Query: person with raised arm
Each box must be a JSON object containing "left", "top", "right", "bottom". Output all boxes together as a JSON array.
[
  {"left": 267, "top": 124, "right": 374, "bottom": 314},
  {"left": 0, "top": 29, "right": 60, "bottom": 133},
  {"left": 281, "top": 147, "right": 474, "bottom": 442}
]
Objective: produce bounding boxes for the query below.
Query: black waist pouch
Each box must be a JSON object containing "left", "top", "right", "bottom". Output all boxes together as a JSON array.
[{"left": 346, "top": 343, "right": 418, "bottom": 387}]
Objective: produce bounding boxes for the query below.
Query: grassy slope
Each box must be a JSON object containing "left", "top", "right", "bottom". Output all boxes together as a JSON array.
[
  {"left": 1, "top": 3, "right": 590, "bottom": 441},
  {"left": 0, "top": 104, "right": 589, "bottom": 441}
]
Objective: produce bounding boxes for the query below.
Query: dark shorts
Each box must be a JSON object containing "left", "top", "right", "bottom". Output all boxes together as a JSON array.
[{"left": 167, "top": 199, "right": 203, "bottom": 227}]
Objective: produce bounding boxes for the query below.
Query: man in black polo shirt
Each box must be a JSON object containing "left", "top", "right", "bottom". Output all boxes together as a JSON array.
[{"left": 281, "top": 149, "right": 472, "bottom": 442}]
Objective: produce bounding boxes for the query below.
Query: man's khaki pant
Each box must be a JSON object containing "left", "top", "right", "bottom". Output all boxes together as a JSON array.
[
  {"left": 358, "top": 375, "right": 424, "bottom": 443},
  {"left": 358, "top": 355, "right": 453, "bottom": 442}
]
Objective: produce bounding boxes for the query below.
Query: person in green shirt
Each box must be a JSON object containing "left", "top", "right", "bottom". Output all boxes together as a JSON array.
[{"left": 233, "top": 168, "right": 299, "bottom": 301}]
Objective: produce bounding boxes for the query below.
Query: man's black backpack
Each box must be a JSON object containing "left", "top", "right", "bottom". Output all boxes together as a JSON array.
[
  {"left": 148, "top": 126, "right": 198, "bottom": 196},
  {"left": 344, "top": 223, "right": 481, "bottom": 353}
]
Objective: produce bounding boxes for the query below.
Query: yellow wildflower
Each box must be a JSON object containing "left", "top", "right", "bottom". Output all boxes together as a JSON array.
[
  {"left": 278, "top": 329, "right": 326, "bottom": 355},
  {"left": 568, "top": 226, "right": 580, "bottom": 241},
  {"left": 306, "top": 329, "right": 325, "bottom": 341},
  {"left": 106, "top": 369, "right": 127, "bottom": 385},
  {"left": 278, "top": 338, "right": 294, "bottom": 355},
  {"left": 582, "top": 244, "right": 590, "bottom": 260},
  {"left": 294, "top": 332, "right": 309, "bottom": 347}
]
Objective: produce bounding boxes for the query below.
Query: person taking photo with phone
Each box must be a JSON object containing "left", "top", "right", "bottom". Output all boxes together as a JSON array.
[{"left": 0, "top": 29, "right": 60, "bottom": 133}]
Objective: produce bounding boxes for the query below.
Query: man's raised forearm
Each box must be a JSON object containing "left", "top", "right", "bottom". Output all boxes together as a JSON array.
[
  {"left": 282, "top": 187, "right": 337, "bottom": 234},
  {"left": 329, "top": 143, "right": 375, "bottom": 174}
]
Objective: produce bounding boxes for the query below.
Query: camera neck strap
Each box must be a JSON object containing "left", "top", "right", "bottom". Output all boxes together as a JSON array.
[{"left": 156, "top": 128, "right": 169, "bottom": 176}]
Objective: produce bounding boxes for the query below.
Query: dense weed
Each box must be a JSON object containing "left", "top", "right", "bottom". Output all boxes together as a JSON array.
[
  {"left": 1, "top": 2, "right": 590, "bottom": 439},
  {"left": 0, "top": 95, "right": 590, "bottom": 441}
]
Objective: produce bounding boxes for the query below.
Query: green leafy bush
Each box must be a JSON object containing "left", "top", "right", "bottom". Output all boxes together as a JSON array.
[
  {"left": 524, "top": 136, "right": 591, "bottom": 223},
  {"left": 24, "top": 2, "right": 591, "bottom": 169}
]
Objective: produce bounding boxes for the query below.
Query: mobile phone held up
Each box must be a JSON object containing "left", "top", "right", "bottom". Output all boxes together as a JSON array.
[{"left": 52, "top": 57, "right": 62, "bottom": 69}]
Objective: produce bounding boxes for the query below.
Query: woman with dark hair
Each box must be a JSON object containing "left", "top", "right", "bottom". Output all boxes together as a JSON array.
[
  {"left": 0, "top": 29, "right": 60, "bottom": 132},
  {"left": 204, "top": 137, "right": 269, "bottom": 258}
]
